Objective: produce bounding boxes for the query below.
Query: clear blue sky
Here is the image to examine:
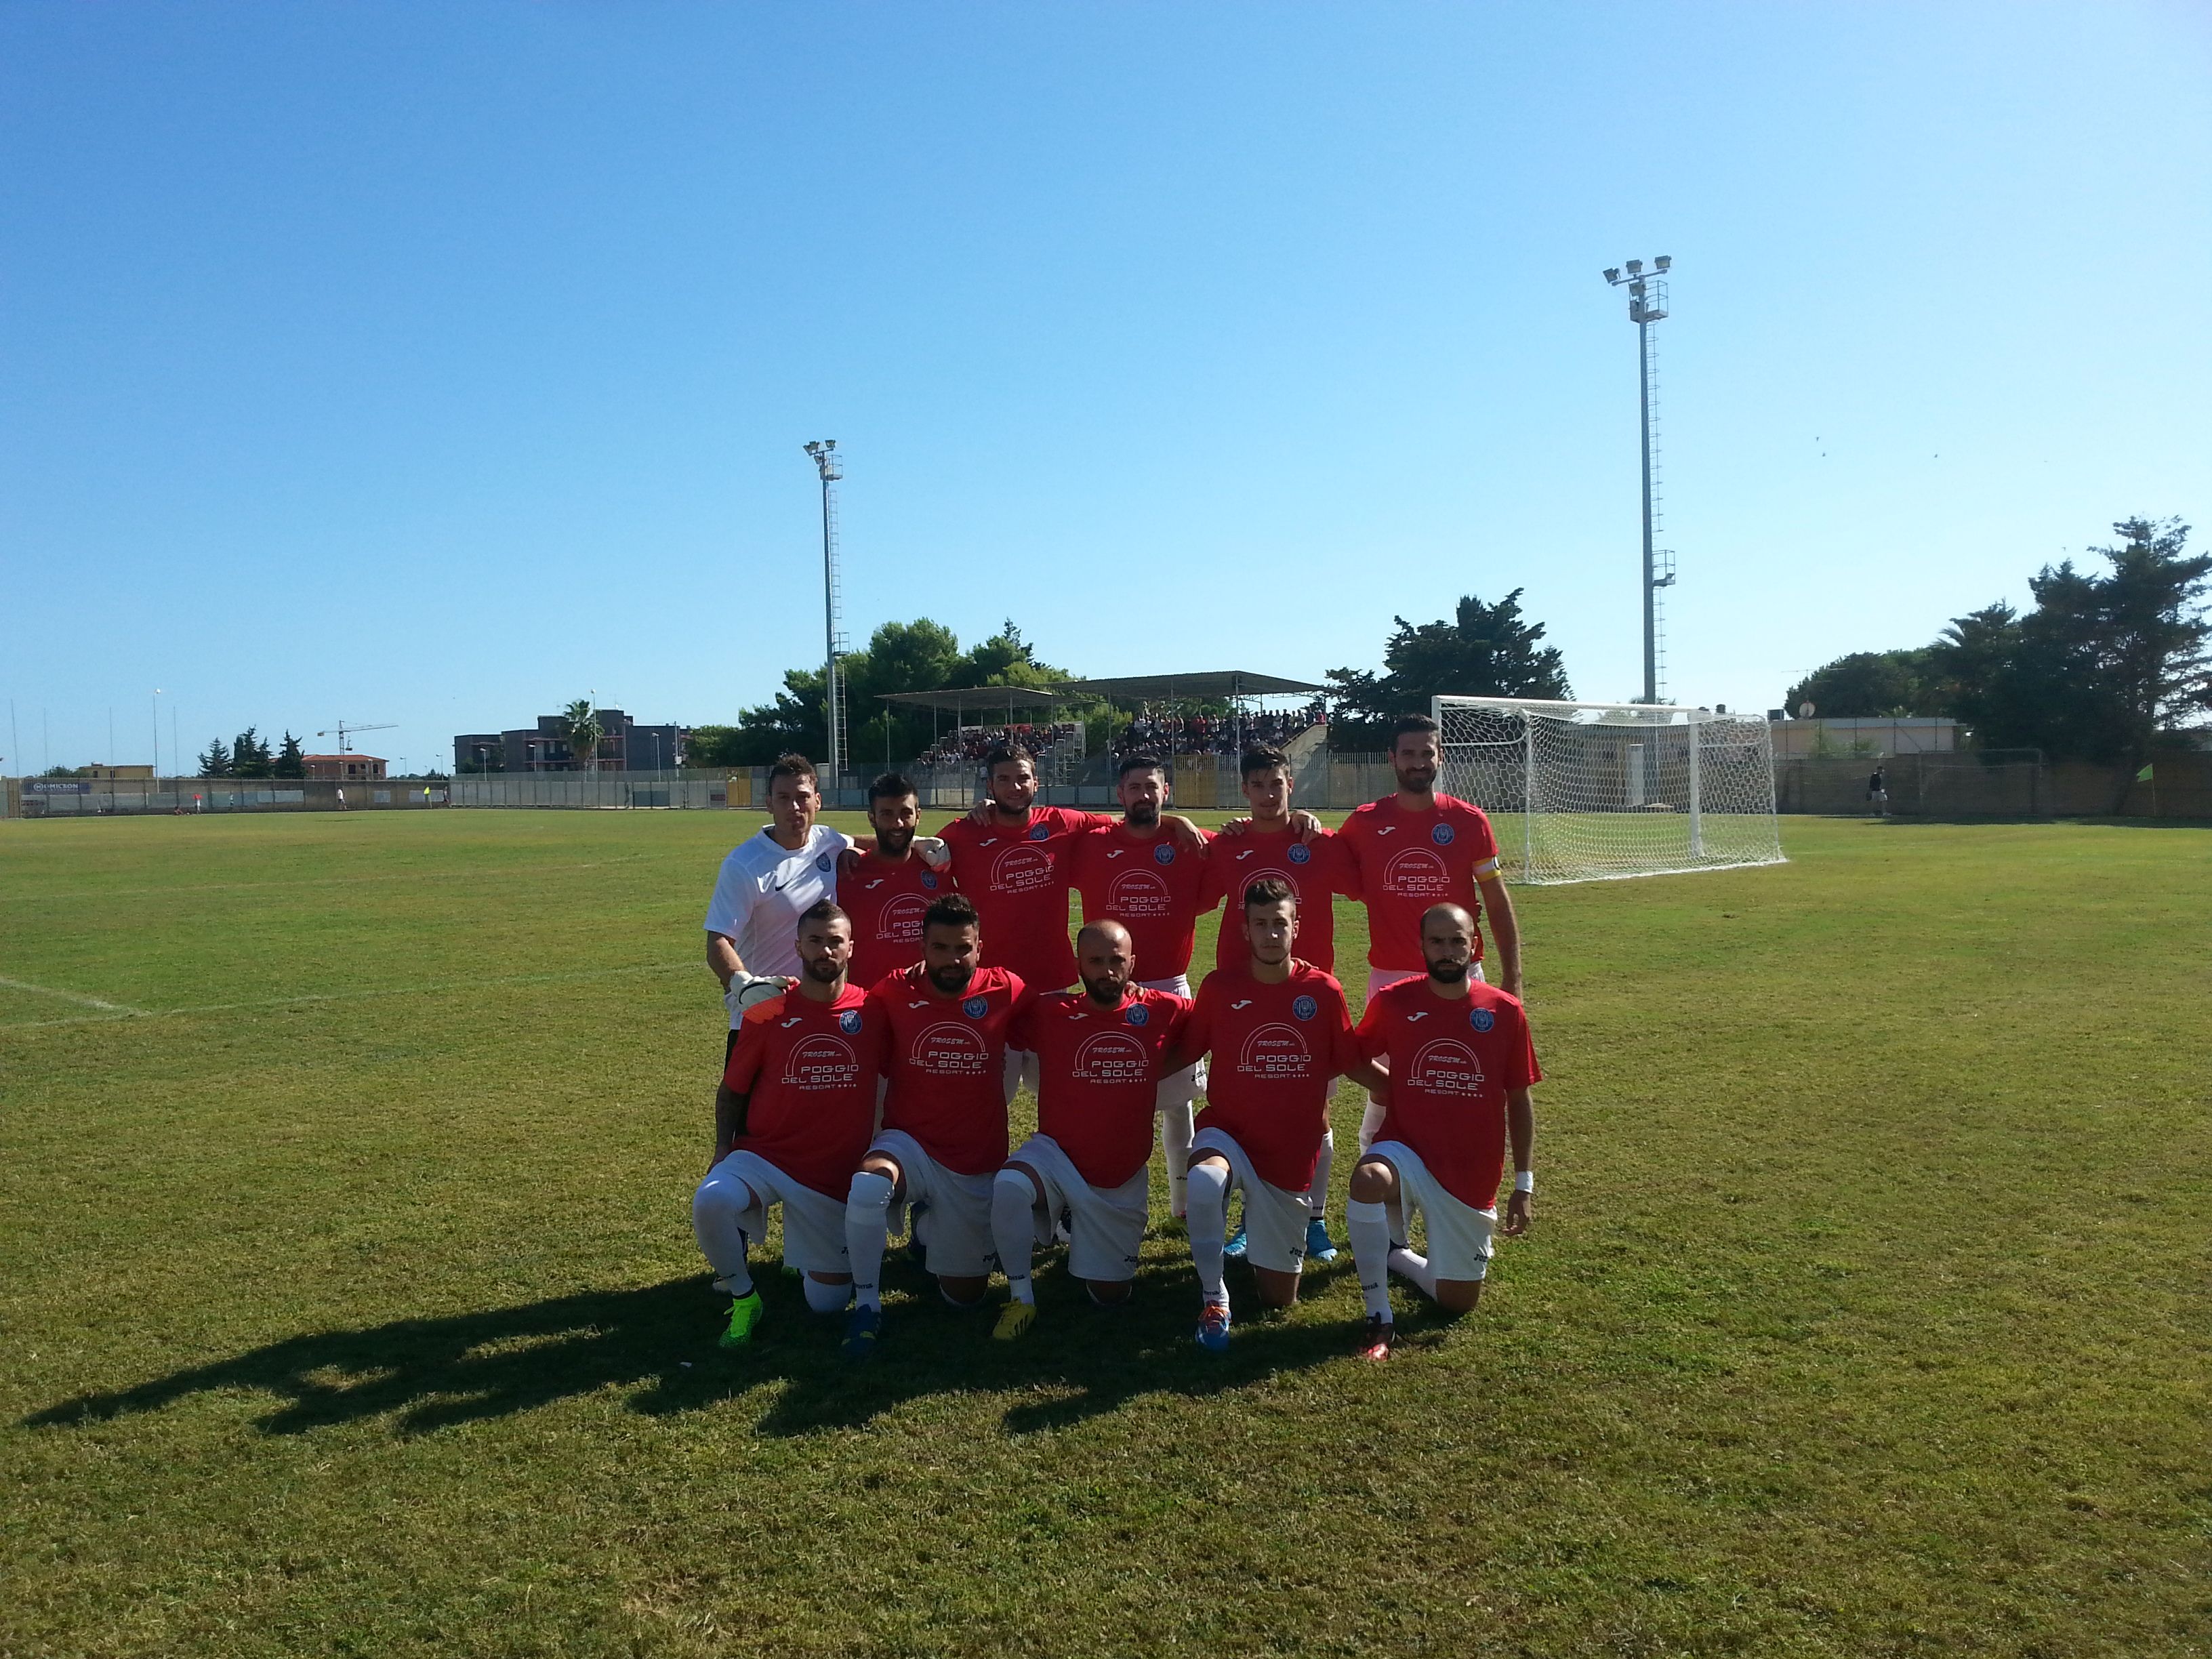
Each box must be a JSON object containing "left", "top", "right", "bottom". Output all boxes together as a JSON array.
[{"left": 4, "top": 2, "right": 2207, "bottom": 773}]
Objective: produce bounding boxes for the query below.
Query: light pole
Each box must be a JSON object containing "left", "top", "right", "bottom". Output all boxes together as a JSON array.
[
  {"left": 803, "top": 440, "right": 844, "bottom": 789},
  {"left": 152, "top": 689, "right": 164, "bottom": 779},
  {"left": 1602, "top": 255, "right": 1673, "bottom": 704}
]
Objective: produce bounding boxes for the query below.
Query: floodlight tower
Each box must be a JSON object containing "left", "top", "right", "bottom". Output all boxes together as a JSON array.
[
  {"left": 1602, "top": 255, "right": 1674, "bottom": 703},
  {"left": 803, "top": 440, "right": 846, "bottom": 785}
]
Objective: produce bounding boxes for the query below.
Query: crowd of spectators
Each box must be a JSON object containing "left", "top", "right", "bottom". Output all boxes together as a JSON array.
[
  {"left": 1113, "top": 701, "right": 1325, "bottom": 758},
  {"left": 918, "top": 722, "right": 1083, "bottom": 770}
]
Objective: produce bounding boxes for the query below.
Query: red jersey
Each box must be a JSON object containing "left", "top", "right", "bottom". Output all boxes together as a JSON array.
[
  {"left": 1202, "top": 825, "right": 1360, "bottom": 975},
  {"left": 1183, "top": 963, "right": 1359, "bottom": 1191},
  {"left": 1011, "top": 984, "right": 1191, "bottom": 1189},
  {"left": 1355, "top": 977, "right": 1540, "bottom": 1211},
  {"left": 1069, "top": 821, "right": 1217, "bottom": 982},
  {"left": 867, "top": 964, "right": 1033, "bottom": 1176},
  {"left": 840, "top": 851, "right": 947, "bottom": 988},
  {"left": 937, "top": 806, "right": 1109, "bottom": 994},
  {"left": 720, "top": 985, "right": 885, "bottom": 1199},
  {"left": 1337, "top": 793, "right": 1502, "bottom": 971}
]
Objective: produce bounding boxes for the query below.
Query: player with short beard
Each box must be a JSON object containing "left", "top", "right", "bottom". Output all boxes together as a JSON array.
[
  {"left": 839, "top": 773, "right": 951, "bottom": 987},
  {"left": 693, "top": 901, "right": 886, "bottom": 1347},
  {"left": 1345, "top": 903, "right": 1540, "bottom": 1360},
  {"left": 988, "top": 920, "right": 1190, "bottom": 1338},
  {"left": 842, "top": 895, "right": 1033, "bottom": 1361},
  {"left": 1158, "top": 878, "right": 1385, "bottom": 1353}
]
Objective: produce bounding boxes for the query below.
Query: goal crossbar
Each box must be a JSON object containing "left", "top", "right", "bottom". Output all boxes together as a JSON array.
[{"left": 1431, "top": 694, "right": 1785, "bottom": 884}]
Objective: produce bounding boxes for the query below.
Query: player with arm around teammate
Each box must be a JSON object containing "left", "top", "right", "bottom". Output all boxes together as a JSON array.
[
  {"left": 842, "top": 893, "right": 1033, "bottom": 1361},
  {"left": 1158, "top": 878, "right": 1387, "bottom": 1353},
  {"left": 693, "top": 901, "right": 886, "bottom": 1347},
  {"left": 1345, "top": 902, "right": 1539, "bottom": 1361},
  {"left": 703, "top": 754, "right": 851, "bottom": 1056},
  {"left": 839, "top": 772, "right": 954, "bottom": 989},
  {"left": 988, "top": 920, "right": 1190, "bottom": 1338}
]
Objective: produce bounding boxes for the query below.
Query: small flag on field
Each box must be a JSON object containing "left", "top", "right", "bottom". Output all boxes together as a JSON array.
[{"left": 2135, "top": 763, "right": 2154, "bottom": 782}]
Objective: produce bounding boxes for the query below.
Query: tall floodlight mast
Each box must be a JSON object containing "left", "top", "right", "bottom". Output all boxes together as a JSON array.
[
  {"left": 1601, "top": 255, "right": 1674, "bottom": 703},
  {"left": 803, "top": 440, "right": 845, "bottom": 785}
]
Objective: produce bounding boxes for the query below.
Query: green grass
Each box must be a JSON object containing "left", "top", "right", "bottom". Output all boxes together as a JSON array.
[{"left": 1, "top": 808, "right": 2207, "bottom": 1658}]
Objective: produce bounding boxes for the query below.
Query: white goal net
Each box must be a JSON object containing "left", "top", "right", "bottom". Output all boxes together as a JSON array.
[{"left": 1433, "top": 695, "right": 1784, "bottom": 884}]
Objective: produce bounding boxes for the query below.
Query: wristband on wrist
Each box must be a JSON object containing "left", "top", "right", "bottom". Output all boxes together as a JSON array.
[{"left": 1513, "top": 1170, "right": 1534, "bottom": 1194}]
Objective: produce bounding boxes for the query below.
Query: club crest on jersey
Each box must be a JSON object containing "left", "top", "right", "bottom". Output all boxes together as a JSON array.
[
  {"left": 1288, "top": 842, "right": 1311, "bottom": 864},
  {"left": 1469, "top": 1006, "right": 1495, "bottom": 1032},
  {"left": 816, "top": 853, "right": 834, "bottom": 870},
  {"left": 1028, "top": 823, "right": 1050, "bottom": 841},
  {"left": 1153, "top": 842, "right": 1175, "bottom": 865},
  {"left": 1124, "top": 1004, "right": 1150, "bottom": 1027},
  {"left": 963, "top": 996, "right": 989, "bottom": 1018},
  {"left": 1431, "top": 823, "right": 1456, "bottom": 846},
  {"left": 838, "top": 1009, "right": 864, "bottom": 1034},
  {"left": 1292, "top": 995, "right": 1318, "bottom": 1021},
  {"left": 922, "top": 871, "right": 939, "bottom": 888}
]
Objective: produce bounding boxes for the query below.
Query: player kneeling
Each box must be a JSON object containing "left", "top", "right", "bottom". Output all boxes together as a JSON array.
[
  {"left": 1346, "top": 901, "right": 1539, "bottom": 1360},
  {"left": 692, "top": 901, "right": 884, "bottom": 1347},
  {"left": 989, "top": 920, "right": 1189, "bottom": 1338},
  {"left": 1160, "top": 878, "right": 1381, "bottom": 1353},
  {"left": 842, "top": 894, "right": 1032, "bottom": 1361}
]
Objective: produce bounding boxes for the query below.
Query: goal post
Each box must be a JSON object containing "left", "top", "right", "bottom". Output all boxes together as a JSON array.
[{"left": 1431, "top": 695, "right": 1784, "bottom": 884}]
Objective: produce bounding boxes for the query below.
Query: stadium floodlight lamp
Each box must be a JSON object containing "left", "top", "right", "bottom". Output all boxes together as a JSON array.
[
  {"left": 1603, "top": 267, "right": 1620, "bottom": 283},
  {"left": 1626, "top": 258, "right": 1643, "bottom": 273},
  {"left": 1654, "top": 255, "right": 1672, "bottom": 270}
]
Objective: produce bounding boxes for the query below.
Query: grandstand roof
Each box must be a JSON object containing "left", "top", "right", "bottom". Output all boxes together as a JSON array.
[
  {"left": 876, "top": 686, "right": 1068, "bottom": 713},
  {"left": 1056, "top": 670, "right": 1326, "bottom": 701}
]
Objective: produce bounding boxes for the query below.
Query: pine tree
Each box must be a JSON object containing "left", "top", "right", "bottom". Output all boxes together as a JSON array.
[
  {"left": 197, "top": 739, "right": 232, "bottom": 777},
  {"left": 274, "top": 732, "right": 306, "bottom": 779}
]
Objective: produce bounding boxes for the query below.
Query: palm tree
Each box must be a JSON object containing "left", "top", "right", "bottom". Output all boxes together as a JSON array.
[{"left": 560, "top": 699, "right": 604, "bottom": 775}]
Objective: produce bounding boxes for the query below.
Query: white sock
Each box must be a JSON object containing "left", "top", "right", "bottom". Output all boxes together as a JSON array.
[
  {"left": 692, "top": 1170, "right": 758, "bottom": 1298},
  {"left": 845, "top": 1170, "right": 895, "bottom": 1312},
  {"left": 1186, "top": 1162, "right": 1229, "bottom": 1308},
  {"left": 993, "top": 1170, "right": 1042, "bottom": 1306},
  {"left": 1346, "top": 1199, "right": 1394, "bottom": 1322},
  {"left": 1388, "top": 1245, "right": 1439, "bottom": 1300},
  {"left": 1160, "top": 1097, "right": 1193, "bottom": 1216},
  {"left": 1307, "top": 1128, "right": 1334, "bottom": 1218}
]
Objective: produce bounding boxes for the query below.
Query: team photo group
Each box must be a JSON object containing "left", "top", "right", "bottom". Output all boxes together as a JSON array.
[{"left": 696, "top": 714, "right": 1542, "bottom": 1364}]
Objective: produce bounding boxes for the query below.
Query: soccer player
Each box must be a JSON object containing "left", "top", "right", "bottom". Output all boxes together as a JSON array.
[
  {"left": 843, "top": 893, "right": 1031, "bottom": 1360},
  {"left": 938, "top": 743, "right": 1200, "bottom": 1097},
  {"left": 1159, "top": 877, "right": 1382, "bottom": 1353},
  {"left": 1345, "top": 902, "right": 1539, "bottom": 1360},
  {"left": 1067, "top": 752, "right": 1220, "bottom": 1218},
  {"left": 1202, "top": 743, "right": 1362, "bottom": 1259},
  {"left": 839, "top": 772, "right": 952, "bottom": 988},
  {"left": 692, "top": 901, "right": 886, "bottom": 1347},
  {"left": 1337, "top": 714, "right": 1524, "bottom": 1153},
  {"left": 703, "top": 754, "right": 851, "bottom": 1054},
  {"left": 989, "top": 920, "right": 1189, "bottom": 1337}
]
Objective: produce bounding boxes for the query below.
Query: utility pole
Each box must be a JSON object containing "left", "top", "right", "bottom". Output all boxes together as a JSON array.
[
  {"left": 1602, "top": 256, "right": 1675, "bottom": 703},
  {"left": 803, "top": 440, "right": 846, "bottom": 787}
]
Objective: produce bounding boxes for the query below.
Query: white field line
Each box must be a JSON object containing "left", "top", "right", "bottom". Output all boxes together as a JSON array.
[
  {"left": 0, "top": 853, "right": 684, "bottom": 906},
  {"left": 0, "top": 975, "right": 149, "bottom": 1016},
  {"left": 0, "top": 960, "right": 693, "bottom": 1033}
]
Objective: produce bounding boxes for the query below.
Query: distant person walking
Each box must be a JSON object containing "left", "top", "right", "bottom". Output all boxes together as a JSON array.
[{"left": 1867, "top": 766, "right": 1889, "bottom": 817}]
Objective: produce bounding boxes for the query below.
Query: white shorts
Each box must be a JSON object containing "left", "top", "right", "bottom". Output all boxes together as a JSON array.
[
  {"left": 701, "top": 1149, "right": 850, "bottom": 1277},
  {"left": 1141, "top": 974, "right": 1206, "bottom": 1109},
  {"left": 1008, "top": 1132, "right": 1147, "bottom": 1284},
  {"left": 1002, "top": 1048, "right": 1039, "bottom": 1102},
  {"left": 869, "top": 1129, "right": 997, "bottom": 1280},
  {"left": 1190, "top": 1126, "right": 1309, "bottom": 1275},
  {"left": 1364, "top": 1139, "right": 1496, "bottom": 1282},
  {"left": 1360, "top": 963, "right": 1484, "bottom": 1149}
]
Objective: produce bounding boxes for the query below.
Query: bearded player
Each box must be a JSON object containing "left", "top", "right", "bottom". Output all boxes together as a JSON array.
[
  {"left": 842, "top": 893, "right": 1032, "bottom": 1361},
  {"left": 1203, "top": 743, "right": 1363, "bottom": 1261},
  {"left": 1338, "top": 714, "right": 1524, "bottom": 1160},
  {"left": 1346, "top": 902, "right": 1539, "bottom": 1360},
  {"left": 938, "top": 743, "right": 1202, "bottom": 1097},
  {"left": 989, "top": 920, "right": 1189, "bottom": 1336},
  {"left": 1067, "top": 752, "right": 1220, "bottom": 1219},
  {"left": 1158, "top": 878, "right": 1384, "bottom": 1353},
  {"left": 692, "top": 901, "right": 886, "bottom": 1347},
  {"left": 839, "top": 772, "right": 951, "bottom": 988}
]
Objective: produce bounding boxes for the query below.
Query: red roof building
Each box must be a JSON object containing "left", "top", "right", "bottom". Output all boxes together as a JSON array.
[{"left": 303, "top": 754, "right": 388, "bottom": 781}]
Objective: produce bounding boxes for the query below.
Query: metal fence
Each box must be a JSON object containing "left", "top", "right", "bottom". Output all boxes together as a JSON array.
[{"left": 3, "top": 777, "right": 450, "bottom": 817}]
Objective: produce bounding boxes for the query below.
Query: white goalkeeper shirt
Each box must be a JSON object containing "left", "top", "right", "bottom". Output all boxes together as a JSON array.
[{"left": 703, "top": 823, "right": 852, "bottom": 1002}]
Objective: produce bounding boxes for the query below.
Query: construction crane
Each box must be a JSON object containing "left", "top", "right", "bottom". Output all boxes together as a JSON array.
[{"left": 316, "top": 721, "right": 396, "bottom": 754}]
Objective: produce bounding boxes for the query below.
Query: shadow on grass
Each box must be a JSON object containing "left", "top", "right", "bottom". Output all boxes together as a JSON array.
[{"left": 26, "top": 1251, "right": 1372, "bottom": 1440}]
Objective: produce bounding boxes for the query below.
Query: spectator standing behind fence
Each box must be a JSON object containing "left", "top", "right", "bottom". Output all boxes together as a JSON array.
[{"left": 1868, "top": 765, "right": 1888, "bottom": 817}]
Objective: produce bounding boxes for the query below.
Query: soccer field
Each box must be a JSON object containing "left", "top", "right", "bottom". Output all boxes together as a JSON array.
[{"left": 2, "top": 810, "right": 2206, "bottom": 1658}]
